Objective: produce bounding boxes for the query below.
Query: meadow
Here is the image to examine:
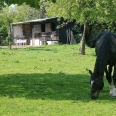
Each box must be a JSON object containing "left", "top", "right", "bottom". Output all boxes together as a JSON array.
[{"left": 0, "top": 44, "right": 116, "bottom": 116}]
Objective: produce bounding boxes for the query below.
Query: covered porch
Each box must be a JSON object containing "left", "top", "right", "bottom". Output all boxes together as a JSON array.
[{"left": 12, "top": 17, "right": 59, "bottom": 46}]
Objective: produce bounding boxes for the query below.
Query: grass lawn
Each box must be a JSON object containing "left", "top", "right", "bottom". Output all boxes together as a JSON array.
[{"left": 0, "top": 44, "right": 116, "bottom": 116}]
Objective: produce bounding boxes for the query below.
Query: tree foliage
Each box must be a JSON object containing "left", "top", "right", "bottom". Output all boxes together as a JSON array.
[
  {"left": 13, "top": 3, "right": 40, "bottom": 22},
  {"left": 0, "top": 3, "right": 40, "bottom": 24},
  {"left": 46, "top": 0, "right": 116, "bottom": 27},
  {"left": 0, "top": 3, "right": 40, "bottom": 45},
  {"left": 2, "top": 0, "right": 56, "bottom": 8},
  {"left": 45, "top": 0, "right": 116, "bottom": 54},
  {"left": 0, "top": 21, "right": 8, "bottom": 45},
  {"left": 3, "top": 0, "right": 39, "bottom": 8}
]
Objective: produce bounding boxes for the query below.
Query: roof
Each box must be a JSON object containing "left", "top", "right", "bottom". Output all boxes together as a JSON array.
[{"left": 12, "top": 17, "right": 57, "bottom": 25}]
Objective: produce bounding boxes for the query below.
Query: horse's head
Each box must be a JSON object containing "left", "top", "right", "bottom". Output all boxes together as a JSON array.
[{"left": 89, "top": 70, "right": 104, "bottom": 99}]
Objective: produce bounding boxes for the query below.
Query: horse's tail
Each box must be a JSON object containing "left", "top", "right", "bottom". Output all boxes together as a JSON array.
[
  {"left": 82, "top": 25, "right": 96, "bottom": 48},
  {"left": 85, "top": 31, "right": 108, "bottom": 48},
  {"left": 85, "top": 39, "right": 96, "bottom": 48}
]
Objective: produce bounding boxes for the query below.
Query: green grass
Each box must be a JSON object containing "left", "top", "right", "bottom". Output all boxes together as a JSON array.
[{"left": 0, "top": 44, "right": 116, "bottom": 116}]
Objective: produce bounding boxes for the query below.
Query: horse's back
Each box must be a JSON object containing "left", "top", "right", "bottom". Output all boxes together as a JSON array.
[
  {"left": 96, "top": 31, "right": 116, "bottom": 64},
  {"left": 96, "top": 31, "right": 116, "bottom": 55}
]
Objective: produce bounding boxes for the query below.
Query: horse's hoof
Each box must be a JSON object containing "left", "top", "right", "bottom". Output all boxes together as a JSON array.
[{"left": 109, "top": 88, "right": 116, "bottom": 97}]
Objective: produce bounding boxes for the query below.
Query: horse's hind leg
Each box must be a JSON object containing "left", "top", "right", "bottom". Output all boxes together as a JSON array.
[
  {"left": 108, "top": 65, "right": 113, "bottom": 84},
  {"left": 110, "top": 64, "right": 116, "bottom": 97},
  {"left": 105, "top": 65, "right": 116, "bottom": 96},
  {"left": 113, "top": 64, "right": 116, "bottom": 86}
]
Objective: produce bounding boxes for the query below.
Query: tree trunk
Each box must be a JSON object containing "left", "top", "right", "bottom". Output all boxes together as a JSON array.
[
  {"left": 79, "top": 23, "right": 90, "bottom": 55},
  {"left": 8, "top": 22, "right": 12, "bottom": 50},
  {"left": 8, "top": 41, "right": 12, "bottom": 50}
]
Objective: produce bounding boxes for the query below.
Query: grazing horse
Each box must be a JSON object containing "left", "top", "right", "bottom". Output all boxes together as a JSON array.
[{"left": 89, "top": 31, "right": 116, "bottom": 99}]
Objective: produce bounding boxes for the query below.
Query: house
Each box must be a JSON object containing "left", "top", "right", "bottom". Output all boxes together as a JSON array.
[{"left": 11, "top": 17, "right": 77, "bottom": 46}]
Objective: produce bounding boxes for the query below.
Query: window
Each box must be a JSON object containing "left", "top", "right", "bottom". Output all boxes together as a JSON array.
[
  {"left": 51, "top": 23, "right": 55, "bottom": 31},
  {"left": 45, "top": 23, "right": 51, "bottom": 33},
  {"left": 41, "top": 24, "right": 45, "bottom": 32}
]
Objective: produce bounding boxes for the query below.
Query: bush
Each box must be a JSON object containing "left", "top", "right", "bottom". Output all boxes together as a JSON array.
[{"left": 3, "top": 36, "right": 13, "bottom": 45}]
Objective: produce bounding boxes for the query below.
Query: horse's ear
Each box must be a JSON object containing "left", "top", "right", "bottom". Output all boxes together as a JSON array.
[
  {"left": 88, "top": 70, "right": 93, "bottom": 75},
  {"left": 86, "top": 68, "right": 93, "bottom": 75}
]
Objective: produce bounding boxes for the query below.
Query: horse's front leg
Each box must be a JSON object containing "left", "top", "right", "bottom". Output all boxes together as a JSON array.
[{"left": 105, "top": 66, "right": 112, "bottom": 84}]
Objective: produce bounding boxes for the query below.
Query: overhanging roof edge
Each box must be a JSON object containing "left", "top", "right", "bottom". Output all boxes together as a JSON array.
[{"left": 12, "top": 17, "right": 58, "bottom": 25}]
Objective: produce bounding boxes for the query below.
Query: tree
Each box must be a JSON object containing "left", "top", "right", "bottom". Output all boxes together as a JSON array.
[
  {"left": 45, "top": 0, "right": 116, "bottom": 54},
  {"left": 38, "top": 0, "right": 48, "bottom": 18},
  {"left": 0, "top": 3, "right": 40, "bottom": 47},
  {"left": 13, "top": 3, "right": 40, "bottom": 22},
  {"left": 0, "top": 5, "right": 16, "bottom": 49},
  {"left": 45, "top": 0, "right": 97, "bottom": 54},
  {"left": 2, "top": 0, "right": 56, "bottom": 8},
  {"left": 0, "top": 21, "right": 8, "bottom": 45}
]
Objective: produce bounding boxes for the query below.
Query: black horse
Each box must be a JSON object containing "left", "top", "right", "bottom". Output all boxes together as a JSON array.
[{"left": 89, "top": 31, "right": 116, "bottom": 99}]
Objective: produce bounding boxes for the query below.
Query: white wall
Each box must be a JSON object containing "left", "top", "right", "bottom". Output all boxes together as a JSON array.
[
  {"left": 47, "top": 41, "right": 58, "bottom": 45},
  {"left": 35, "top": 39, "right": 40, "bottom": 46},
  {"left": 30, "top": 39, "right": 42, "bottom": 46},
  {"left": 13, "top": 25, "right": 23, "bottom": 37},
  {"left": 30, "top": 39, "right": 58, "bottom": 46}
]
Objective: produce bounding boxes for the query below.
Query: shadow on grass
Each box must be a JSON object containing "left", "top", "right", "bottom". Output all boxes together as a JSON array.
[{"left": 3, "top": 72, "right": 115, "bottom": 102}]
